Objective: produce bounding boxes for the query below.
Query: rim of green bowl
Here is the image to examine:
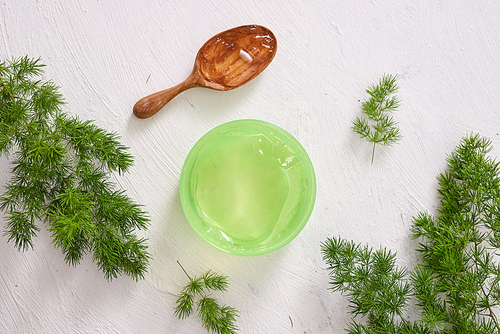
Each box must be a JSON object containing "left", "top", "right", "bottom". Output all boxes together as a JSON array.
[{"left": 179, "top": 119, "right": 316, "bottom": 256}]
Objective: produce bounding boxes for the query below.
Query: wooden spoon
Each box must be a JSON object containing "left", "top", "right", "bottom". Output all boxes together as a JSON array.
[{"left": 133, "top": 25, "right": 277, "bottom": 119}]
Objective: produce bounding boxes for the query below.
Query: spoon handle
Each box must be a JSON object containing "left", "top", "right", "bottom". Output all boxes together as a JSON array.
[{"left": 133, "top": 73, "right": 199, "bottom": 119}]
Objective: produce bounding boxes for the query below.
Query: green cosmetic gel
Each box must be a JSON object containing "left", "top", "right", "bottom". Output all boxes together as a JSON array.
[
  {"left": 194, "top": 133, "right": 303, "bottom": 244},
  {"left": 180, "top": 120, "right": 316, "bottom": 256}
]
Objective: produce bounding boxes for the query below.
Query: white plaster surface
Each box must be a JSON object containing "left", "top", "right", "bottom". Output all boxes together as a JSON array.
[{"left": 2, "top": 0, "right": 500, "bottom": 333}]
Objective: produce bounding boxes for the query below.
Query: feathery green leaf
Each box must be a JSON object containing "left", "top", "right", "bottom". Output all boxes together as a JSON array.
[
  {"left": 324, "top": 134, "right": 500, "bottom": 332},
  {"left": 352, "top": 74, "right": 402, "bottom": 164},
  {"left": 175, "top": 261, "right": 239, "bottom": 334},
  {"left": 0, "top": 56, "right": 150, "bottom": 281}
]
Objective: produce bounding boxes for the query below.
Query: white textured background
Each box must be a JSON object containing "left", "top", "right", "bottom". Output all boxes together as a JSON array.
[{"left": 2, "top": 0, "right": 500, "bottom": 333}]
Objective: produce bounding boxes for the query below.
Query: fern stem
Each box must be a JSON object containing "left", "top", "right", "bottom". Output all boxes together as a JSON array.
[
  {"left": 371, "top": 141, "right": 376, "bottom": 165},
  {"left": 177, "top": 260, "right": 192, "bottom": 281}
]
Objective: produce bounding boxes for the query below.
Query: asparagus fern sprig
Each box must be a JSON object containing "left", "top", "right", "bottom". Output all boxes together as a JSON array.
[
  {"left": 0, "top": 56, "right": 150, "bottom": 281},
  {"left": 352, "top": 74, "right": 402, "bottom": 164},
  {"left": 175, "top": 261, "right": 239, "bottom": 334},
  {"left": 322, "top": 134, "right": 500, "bottom": 333}
]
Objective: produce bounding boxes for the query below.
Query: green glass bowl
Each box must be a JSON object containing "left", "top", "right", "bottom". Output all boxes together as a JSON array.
[{"left": 180, "top": 119, "right": 316, "bottom": 256}]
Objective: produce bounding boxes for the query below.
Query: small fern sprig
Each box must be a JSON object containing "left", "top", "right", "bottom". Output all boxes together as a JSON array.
[
  {"left": 321, "top": 236, "right": 414, "bottom": 332},
  {"left": 175, "top": 261, "right": 239, "bottom": 334},
  {"left": 352, "top": 74, "right": 402, "bottom": 164}
]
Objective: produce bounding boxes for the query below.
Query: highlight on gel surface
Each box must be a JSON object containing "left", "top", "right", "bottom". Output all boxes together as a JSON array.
[{"left": 180, "top": 119, "right": 316, "bottom": 256}]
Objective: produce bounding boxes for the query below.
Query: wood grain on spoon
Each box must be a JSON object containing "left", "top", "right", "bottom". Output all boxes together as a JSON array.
[{"left": 133, "top": 25, "right": 277, "bottom": 119}]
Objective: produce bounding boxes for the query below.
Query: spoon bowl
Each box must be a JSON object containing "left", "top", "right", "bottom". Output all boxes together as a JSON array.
[{"left": 133, "top": 25, "right": 277, "bottom": 119}]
